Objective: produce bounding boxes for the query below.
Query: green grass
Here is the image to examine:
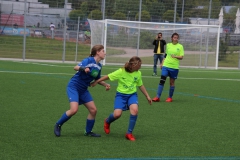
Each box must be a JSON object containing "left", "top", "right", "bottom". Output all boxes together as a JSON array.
[
  {"left": 1, "top": 60, "right": 240, "bottom": 160},
  {"left": 1, "top": 35, "right": 240, "bottom": 68}
]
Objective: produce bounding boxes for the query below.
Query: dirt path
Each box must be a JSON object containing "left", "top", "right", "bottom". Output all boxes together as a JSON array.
[{"left": 109, "top": 47, "right": 211, "bottom": 57}]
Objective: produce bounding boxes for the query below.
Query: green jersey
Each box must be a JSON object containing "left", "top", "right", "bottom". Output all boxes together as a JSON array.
[
  {"left": 164, "top": 43, "right": 184, "bottom": 69},
  {"left": 108, "top": 68, "right": 143, "bottom": 94}
]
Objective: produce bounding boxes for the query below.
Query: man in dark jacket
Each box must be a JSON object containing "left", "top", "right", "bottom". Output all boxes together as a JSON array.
[{"left": 152, "top": 32, "right": 166, "bottom": 76}]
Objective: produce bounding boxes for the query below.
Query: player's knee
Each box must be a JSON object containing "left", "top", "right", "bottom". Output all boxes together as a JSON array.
[
  {"left": 114, "top": 111, "right": 122, "bottom": 119},
  {"left": 130, "top": 105, "right": 138, "bottom": 115},
  {"left": 89, "top": 108, "right": 97, "bottom": 116},
  {"left": 69, "top": 108, "right": 78, "bottom": 115},
  {"left": 159, "top": 76, "right": 167, "bottom": 85}
]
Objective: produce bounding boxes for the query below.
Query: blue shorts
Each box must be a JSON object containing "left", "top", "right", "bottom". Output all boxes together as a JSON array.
[
  {"left": 161, "top": 66, "right": 179, "bottom": 79},
  {"left": 66, "top": 87, "right": 93, "bottom": 105},
  {"left": 114, "top": 92, "right": 138, "bottom": 111}
]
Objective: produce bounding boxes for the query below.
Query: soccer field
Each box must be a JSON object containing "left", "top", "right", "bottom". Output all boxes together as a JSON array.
[{"left": 1, "top": 60, "right": 240, "bottom": 160}]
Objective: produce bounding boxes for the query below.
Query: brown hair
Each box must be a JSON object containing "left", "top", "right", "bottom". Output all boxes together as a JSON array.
[
  {"left": 124, "top": 56, "right": 142, "bottom": 73},
  {"left": 89, "top": 45, "right": 104, "bottom": 57},
  {"left": 171, "top": 32, "right": 179, "bottom": 42},
  {"left": 171, "top": 32, "right": 179, "bottom": 39}
]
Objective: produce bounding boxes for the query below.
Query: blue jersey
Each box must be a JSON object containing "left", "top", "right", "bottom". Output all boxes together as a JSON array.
[{"left": 67, "top": 57, "right": 102, "bottom": 92}]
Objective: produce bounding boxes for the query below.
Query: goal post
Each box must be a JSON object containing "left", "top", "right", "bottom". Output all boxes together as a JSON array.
[{"left": 88, "top": 19, "right": 220, "bottom": 69}]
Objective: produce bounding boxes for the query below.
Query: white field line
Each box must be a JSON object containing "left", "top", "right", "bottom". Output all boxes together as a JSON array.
[
  {"left": 141, "top": 76, "right": 240, "bottom": 81},
  {"left": 0, "top": 71, "right": 73, "bottom": 76},
  {"left": 0, "top": 70, "right": 240, "bottom": 82}
]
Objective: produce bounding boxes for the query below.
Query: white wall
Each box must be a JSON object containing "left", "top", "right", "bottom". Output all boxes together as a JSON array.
[
  {"left": 0, "top": 0, "right": 72, "bottom": 17},
  {"left": 189, "top": 18, "right": 220, "bottom": 25},
  {"left": 18, "top": 0, "right": 39, "bottom": 3},
  {"left": 29, "top": 8, "right": 72, "bottom": 17}
]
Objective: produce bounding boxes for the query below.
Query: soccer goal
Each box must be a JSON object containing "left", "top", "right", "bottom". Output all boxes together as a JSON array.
[{"left": 88, "top": 19, "right": 221, "bottom": 69}]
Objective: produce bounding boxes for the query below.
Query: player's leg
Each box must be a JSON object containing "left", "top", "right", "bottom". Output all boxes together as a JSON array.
[
  {"left": 153, "top": 54, "right": 158, "bottom": 76},
  {"left": 56, "top": 102, "right": 78, "bottom": 125},
  {"left": 152, "top": 66, "right": 168, "bottom": 102},
  {"left": 83, "top": 91, "right": 101, "bottom": 137},
  {"left": 84, "top": 101, "right": 101, "bottom": 137},
  {"left": 166, "top": 68, "right": 179, "bottom": 102},
  {"left": 104, "top": 93, "right": 125, "bottom": 134},
  {"left": 125, "top": 93, "right": 138, "bottom": 141},
  {"left": 54, "top": 87, "right": 79, "bottom": 137}
]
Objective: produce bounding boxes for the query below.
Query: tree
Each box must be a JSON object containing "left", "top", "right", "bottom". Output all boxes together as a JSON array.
[
  {"left": 88, "top": 10, "right": 102, "bottom": 20},
  {"left": 69, "top": 9, "right": 84, "bottom": 20},
  {"left": 139, "top": 30, "right": 154, "bottom": 49},
  {"left": 105, "top": 0, "right": 116, "bottom": 19},
  {"left": 87, "top": 0, "right": 101, "bottom": 11},
  {"left": 162, "top": 10, "right": 179, "bottom": 22},
  {"left": 80, "top": 2, "right": 89, "bottom": 17},
  {"left": 115, "top": 0, "right": 141, "bottom": 21},
  {"left": 183, "top": 11, "right": 193, "bottom": 24},
  {"left": 112, "top": 12, "right": 126, "bottom": 20},
  {"left": 146, "top": 1, "right": 166, "bottom": 21},
  {"left": 194, "top": 0, "right": 222, "bottom": 18},
  {"left": 135, "top": 10, "right": 151, "bottom": 22}
]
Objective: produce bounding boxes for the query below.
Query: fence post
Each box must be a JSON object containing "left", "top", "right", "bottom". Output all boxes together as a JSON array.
[
  {"left": 75, "top": 16, "right": 80, "bottom": 63},
  {"left": 238, "top": 50, "right": 240, "bottom": 69}
]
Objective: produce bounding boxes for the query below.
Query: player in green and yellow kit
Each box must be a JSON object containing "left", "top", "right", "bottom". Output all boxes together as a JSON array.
[
  {"left": 152, "top": 33, "right": 184, "bottom": 102},
  {"left": 91, "top": 56, "right": 152, "bottom": 141}
]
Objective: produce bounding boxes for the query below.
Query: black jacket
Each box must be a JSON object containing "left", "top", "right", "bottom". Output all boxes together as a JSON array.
[{"left": 152, "top": 39, "right": 166, "bottom": 53}]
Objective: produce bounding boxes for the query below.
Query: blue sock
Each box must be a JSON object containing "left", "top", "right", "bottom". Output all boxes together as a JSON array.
[
  {"left": 56, "top": 112, "right": 71, "bottom": 126},
  {"left": 107, "top": 113, "right": 116, "bottom": 124},
  {"left": 127, "top": 114, "right": 138, "bottom": 134},
  {"left": 169, "top": 86, "right": 175, "bottom": 98},
  {"left": 85, "top": 119, "right": 95, "bottom": 133},
  {"left": 157, "top": 84, "right": 164, "bottom": 98}
]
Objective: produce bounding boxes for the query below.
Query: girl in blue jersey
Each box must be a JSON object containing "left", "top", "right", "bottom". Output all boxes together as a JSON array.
[
  {"left": 54, "top": 45, "right": 110, "bottom": 137},
  {"left": 91, "top": 56, "right": 152, "bottom": 141}
]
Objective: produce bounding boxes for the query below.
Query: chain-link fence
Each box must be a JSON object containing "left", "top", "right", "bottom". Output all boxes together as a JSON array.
[{"left": 0, "top": 0, "right": 240, "bottom": 68}]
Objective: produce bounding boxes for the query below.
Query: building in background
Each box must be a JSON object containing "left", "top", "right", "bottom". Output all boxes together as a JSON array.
[{"left": 0, "top": 0, "right": 72, "bottom": 28}]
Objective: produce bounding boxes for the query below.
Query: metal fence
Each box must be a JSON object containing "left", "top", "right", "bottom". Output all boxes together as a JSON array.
[{"left": 0, "top": 0, "right": 240, "bottom": 68}]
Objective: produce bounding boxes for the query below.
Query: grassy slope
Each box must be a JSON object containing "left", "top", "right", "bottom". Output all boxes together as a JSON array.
[{"left": 0, "top": 35, "right": 240, "bottom": 67}]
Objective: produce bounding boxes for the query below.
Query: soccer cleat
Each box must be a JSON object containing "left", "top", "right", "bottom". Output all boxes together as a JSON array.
[
  {"left": 165, "top": 97, "right": 173, "bottom": 102},
  {"left": 54, "top": 124, "right": 61, "bottom": 137},
  {"left": 104, "top": 118, "right": 110, "bottom": 134},
  {"left": 152, "top": 97, "right": 160, "bottom": 102},
  {"left": 125, "top": 133, "right": 136, "bottom": 141},
  {"left": 152, "top": 73, "right": 157, "bottom": 76},
  {"left": 84, "top": 131, "right": 101, "bottom": 137}
]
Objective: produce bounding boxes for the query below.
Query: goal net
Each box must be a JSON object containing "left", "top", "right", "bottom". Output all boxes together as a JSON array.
[{"left": 88, "top": 19, "right": 220, "bottom": 69}]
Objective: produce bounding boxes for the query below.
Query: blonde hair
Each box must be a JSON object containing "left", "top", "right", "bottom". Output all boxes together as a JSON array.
[{"left": 124, "top": 56, "right": 142, "bottom": 73}]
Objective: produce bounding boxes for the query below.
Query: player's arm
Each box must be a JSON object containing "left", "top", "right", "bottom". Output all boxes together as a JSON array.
[
  {"left": 171, "top": 55, "right": 183, "bottom": 60},
  {"left": 139, "top": 85, "right": 152, "bottom": 105},
  {"left": 74, "top": 59, "right": 91, "bottom": 73},
  {"left": 91, "top": 75, "right": 109, "bottom": 87},
  {"left": 74, "top": 65, "right": 91, "bottom": 73},
  {"left": 171, "top": 45, "right": 184, "bottom": 60},
  {"left": 97, "top": 80, "right": 111, "bottom": 91}
]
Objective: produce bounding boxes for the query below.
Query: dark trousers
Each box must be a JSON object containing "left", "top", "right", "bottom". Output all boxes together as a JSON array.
[{"left": 153, "top": 54, "right": 164, "bottom": 74}]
